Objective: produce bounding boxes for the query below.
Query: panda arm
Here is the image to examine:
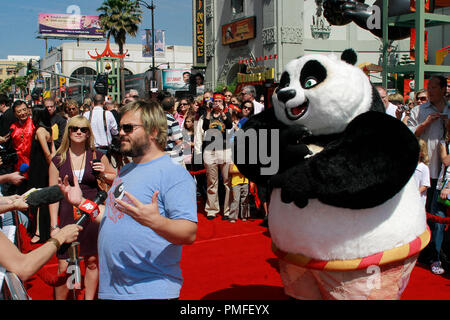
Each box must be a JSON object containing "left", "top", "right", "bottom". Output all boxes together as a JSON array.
[
  {"left": 234, "top": 108, "right": 311, "bottom": 184},
  {"left": 274, "top": 111, "right": 419, "bottom": 209}
]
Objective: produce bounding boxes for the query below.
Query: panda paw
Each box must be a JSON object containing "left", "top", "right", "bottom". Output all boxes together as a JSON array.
[{"left": 281, "top": 124, "right": 312, "bottom": 145}]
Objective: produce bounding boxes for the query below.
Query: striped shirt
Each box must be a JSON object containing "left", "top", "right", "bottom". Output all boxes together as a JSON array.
[{"left": 165, "top": 113, "right": 184, "bottom": 165}]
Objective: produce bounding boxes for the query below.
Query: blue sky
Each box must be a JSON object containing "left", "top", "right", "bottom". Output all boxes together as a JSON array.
[{"left": 0, "top": 0, "right": 193, "bottom": 59}]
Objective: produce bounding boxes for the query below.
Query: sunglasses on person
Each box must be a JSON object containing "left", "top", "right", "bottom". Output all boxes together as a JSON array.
[
  {"left": 180, "top": 102, "right": 189, "bottom": 106},
  {"left": 119, "top": 123, "right": 144, "bottom": 133},
  {"left": 417, "top": 96, "right": 428, "bottom": 102},
  {"left": 69, "top": 126, "right": 89, "bottom": 133}
]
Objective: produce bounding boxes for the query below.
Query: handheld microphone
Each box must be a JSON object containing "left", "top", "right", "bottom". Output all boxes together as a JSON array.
[
  {"left": 19, "top": 163, "right": 29, "bottom": 175},
  {"left": 24, "top": 185, "right": 64, "bottom": 207},
  {"left": 57, "top": 190, "right": 108, "bottom": 255},
  {"left": 74, "top": 190, "right": 108, "bottom": 226}
]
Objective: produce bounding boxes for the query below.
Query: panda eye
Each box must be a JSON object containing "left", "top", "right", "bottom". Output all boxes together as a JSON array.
[{"left": 303, "top": 77, "right": 318, "bottom": 89}]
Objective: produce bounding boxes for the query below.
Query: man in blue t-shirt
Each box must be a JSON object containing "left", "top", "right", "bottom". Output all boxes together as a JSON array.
[{"left": 59, "top": 100, "right": 197, "bottom": 300}]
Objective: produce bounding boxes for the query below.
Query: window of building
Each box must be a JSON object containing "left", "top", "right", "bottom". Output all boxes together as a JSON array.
[
  {"left": 231, "top": 0, "right": 244, "bottom": 16},
  {"left": 70, "top": 67, "right": 97, "bottom": 83}
]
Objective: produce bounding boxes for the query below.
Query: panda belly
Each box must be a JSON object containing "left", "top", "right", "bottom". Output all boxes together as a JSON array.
[{"left": 268, "top": 177, "right": 427, "bottom": 261}]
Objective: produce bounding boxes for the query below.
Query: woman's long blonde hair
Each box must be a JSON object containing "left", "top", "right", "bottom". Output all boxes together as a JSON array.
[{"left": 56, "top": 115, "right": 95, "bottom": 167}]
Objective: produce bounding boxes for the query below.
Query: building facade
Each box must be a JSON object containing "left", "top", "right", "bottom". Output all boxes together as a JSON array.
[
  {"left": 195, "top": 0, "right": 441, "bottom": 94},
  {"left": 39, "top": 41, "right": 193, "bottom": 98}
]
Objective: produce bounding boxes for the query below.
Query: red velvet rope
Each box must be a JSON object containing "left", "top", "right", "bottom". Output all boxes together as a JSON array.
[
  {"left": 189, "top": 169, "right": 206, "bottom": 175},
  {"left": 426, "top": 213, "right": 450, "bottom": 225}
]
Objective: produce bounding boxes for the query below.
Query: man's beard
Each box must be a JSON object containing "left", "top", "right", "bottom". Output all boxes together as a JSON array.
[{"left": 120, "top": 135, "right": 150, "bottom": 158}]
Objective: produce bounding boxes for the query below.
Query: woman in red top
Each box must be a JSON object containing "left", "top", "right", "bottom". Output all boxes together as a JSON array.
[{"left": 10, "top": 100, "right": 35, "bottom": 194}]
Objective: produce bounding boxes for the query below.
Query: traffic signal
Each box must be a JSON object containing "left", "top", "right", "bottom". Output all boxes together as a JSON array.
[
  {"left": 31, "top": 87, "right": 42, "bottom": 101},
  {"left": 94, "top": 73, "right": 108, "bottom": 95},
  {"left": 82, "top": 85, "right": 90, "bottom": 95},
  {"left": 26, "top": 59, "right": 33, "bottom": 76}
]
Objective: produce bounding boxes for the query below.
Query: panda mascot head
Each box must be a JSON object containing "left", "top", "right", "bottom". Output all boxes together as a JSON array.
[
  {"left": 272, "top": 49, "right": 384, "bottom": 136},
  {"left": 235, "top": 49, "right": 430, "bottom": 300}
]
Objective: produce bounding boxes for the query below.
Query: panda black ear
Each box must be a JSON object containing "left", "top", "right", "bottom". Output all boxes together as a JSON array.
[{"left": 341, "top": 49, "right": 357, "bottom": 65}]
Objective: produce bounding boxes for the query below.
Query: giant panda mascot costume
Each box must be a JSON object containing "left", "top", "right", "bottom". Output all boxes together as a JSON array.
[{"left": 234, "top": 49, "right": 430, "bottom": 300}]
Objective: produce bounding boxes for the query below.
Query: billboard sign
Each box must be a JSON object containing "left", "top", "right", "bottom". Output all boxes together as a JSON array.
[
  {"left": 38, "top": 13, "right": 105, "bottom": 38},
  {"left": 161, "top": 69, "right": 191, "bottom": 94},
  {"left": 222, "top": 16, "right": 256, "bottom": 45}
]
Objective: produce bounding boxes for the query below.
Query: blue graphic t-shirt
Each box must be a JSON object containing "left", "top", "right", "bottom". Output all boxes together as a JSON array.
[{"left": 97, "top": 154, "right": 197, "bottom": 300}]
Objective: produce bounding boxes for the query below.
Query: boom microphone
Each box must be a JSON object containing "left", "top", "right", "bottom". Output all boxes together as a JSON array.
[
  {"left": 57, "top": 190, "right": 108, "bottom": 255},
  {"left": 24, "top": 185, "right": 64, "bottom": 207}
]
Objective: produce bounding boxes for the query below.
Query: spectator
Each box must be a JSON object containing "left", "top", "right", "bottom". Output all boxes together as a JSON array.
[
  {"left": 58, "top": 99, "right": 197, "bottom": 300},
  {"left": 195, "top": 73, "right": 205, "bottom": 95},
  {"left": 415, "top": 89, "right": 428, "bottom": 106},
  {"left": 27, "top": 106, "right": 55, "bottom": 244},
  {"left": 83, "top": 94, "right": 119, "bottom": 156},
  {"left": 224, "top": 90, "right": 233, "bottom": 108},
  {"left": 414, "top": 139, "right": 430, "bottom": 208},
  {"left": 228, "top": 161, "right": 250, "bottom": 223},
  {"left": 230, "top": 95, "right": 241, "bottom": 107},
  {"left": 175, "top": 97, "right": 191, "bottom": 128},
  {"left": 44, "top": 98, "right": 66, "bottom": 150},
  {"left": 105, "top": 100, "right": 121, "bottom": 126},
  {"left": 240, "top": 85, "right": 264, "bottom": 115},
  {"left": 49, "top": 115, "right": 116, "bottom": 300},
  {"left": 376, "top": 86, "right": 404, "bottom": 120},
  {"left": 239, "top": 100, "right": 255, "bottom": 128},
  {"left": 202, "top": 93, "right": 233, "bottom": 220},
  {"left": 407, "top": 75, "right": 449, "bottom": 213},
  {"left": 10, "top": 100, "right": 35, "bottom": 195},
  {"left": 80, "top": 98, "right": 93, "bottom": 115},
  {"left": 64, "top": 99, "right": 80, "bottom": 120},
  {"left": 161, "top": 96, "right": 185, "bottom": 166},
  {"left": 428, "top": 118, "right": 450, "bottom": 275},
  {"left": 181, "top": 112, "right": 195, "bottom": 171},
  {"left": 0, "top": 94, "right": 17, "bottom": 139}
]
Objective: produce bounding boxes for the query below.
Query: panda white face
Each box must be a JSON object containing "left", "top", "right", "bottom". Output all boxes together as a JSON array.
[{"left": 272, "top": 54, "right": 374, "bottom": 136}]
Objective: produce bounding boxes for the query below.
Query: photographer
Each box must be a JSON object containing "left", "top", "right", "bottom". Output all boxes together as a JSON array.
[{"left": 201, "top": 93, "right": 233, "bottom": 220}]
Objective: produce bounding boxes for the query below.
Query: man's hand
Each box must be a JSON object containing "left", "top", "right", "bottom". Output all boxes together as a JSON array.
[
  {"left": 440, "top": 188, "right": 450, "bottom": 202},
  {"left": 58, "top": 175, "right": 83, "bottom": 207},
  {"left": 7, "top": 172, "right": 26, "bottom": 186},
  {"left": 11, "top": 197, "right": 28, "bottom": 211},
  {"left": 115, "top": 190, "right": 161, "bottom": 228}
]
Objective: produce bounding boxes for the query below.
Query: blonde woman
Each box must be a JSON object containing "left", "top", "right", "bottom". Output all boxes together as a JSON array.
[{"left": 48, "top": 116, "right": 116, "bottom": 299}]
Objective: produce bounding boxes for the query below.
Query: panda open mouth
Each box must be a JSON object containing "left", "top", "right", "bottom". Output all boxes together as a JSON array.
[{"left": 286, "top": 99, "right": 309, "bottom": 120}]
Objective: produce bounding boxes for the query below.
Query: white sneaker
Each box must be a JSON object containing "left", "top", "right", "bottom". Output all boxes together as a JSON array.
[{"left": 431, "top": 261, "right": 445, "bottom": 275}]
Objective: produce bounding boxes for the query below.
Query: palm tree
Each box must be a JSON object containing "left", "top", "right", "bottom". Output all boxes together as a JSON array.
[{"left": 98, "top": 0, "right": 143, "bottom": 99}]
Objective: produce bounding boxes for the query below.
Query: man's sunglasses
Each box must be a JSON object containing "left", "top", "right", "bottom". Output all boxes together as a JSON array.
[
  {"left": 69, "top": 126, "right": 89, "bottom": 133},
  {"left": 119, "top": 123, "right": 144, "bottom": 133}
]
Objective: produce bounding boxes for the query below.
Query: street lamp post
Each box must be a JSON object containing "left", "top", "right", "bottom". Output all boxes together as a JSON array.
[{"left": 137, "top": 0, "right": 156, "bottom": 88}]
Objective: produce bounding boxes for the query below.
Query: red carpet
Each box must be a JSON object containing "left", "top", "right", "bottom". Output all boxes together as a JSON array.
[{"left": 23, "top": 210, "right": 450, "bottom": 300}]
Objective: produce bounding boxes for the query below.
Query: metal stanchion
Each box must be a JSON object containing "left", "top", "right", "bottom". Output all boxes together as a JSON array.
[{"left": 67, "top": 242, "right": 83, "bottom": 300}]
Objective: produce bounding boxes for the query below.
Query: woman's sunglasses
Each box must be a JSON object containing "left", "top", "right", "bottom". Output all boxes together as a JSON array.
[{"left": 69, "top": 126, "right": 89, "bottom": 134}]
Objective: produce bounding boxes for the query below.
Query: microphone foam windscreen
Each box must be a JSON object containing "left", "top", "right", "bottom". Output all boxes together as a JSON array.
[
  {"left": 19, "top": 163, "right": 29, "bottom": 174},
  {"left": 25, "top": 185, "right": 64, "bottom": 207}
]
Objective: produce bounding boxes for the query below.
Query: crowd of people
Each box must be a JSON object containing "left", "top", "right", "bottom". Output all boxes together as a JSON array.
[
  {"left": 377, "top": 75, "right": 450, "bottom": 276},
  {"left": 0, "top": 84, "right": 268, "bottom": 299},
  {"left": 0, "top": 75, "right": 448, "bottom": 300}
]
